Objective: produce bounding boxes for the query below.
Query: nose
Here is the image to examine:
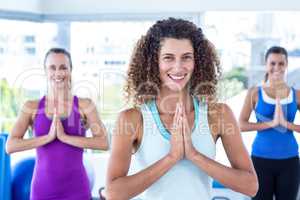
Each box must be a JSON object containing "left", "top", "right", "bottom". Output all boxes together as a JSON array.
[
  {"left": 273, "top": 63, "right": 283, "bottom": 71},
  {"left": 173, "top": 58, "right": 183, "bottom": 71},
  {"left": 54, "top": 69, "right": 64, "bottom": 77}
]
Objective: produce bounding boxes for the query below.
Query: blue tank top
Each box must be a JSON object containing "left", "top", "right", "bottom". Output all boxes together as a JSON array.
[{"left": 252, "top": 87, "right": 298, "bottom": 159}]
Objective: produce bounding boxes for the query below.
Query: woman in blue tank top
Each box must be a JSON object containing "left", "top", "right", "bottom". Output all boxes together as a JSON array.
[
  {"left": 239, "top": 46, "right": 300, "bottom": 200},
  {"left": 6, "top": 48, "right": 109, "bottom": 200},
  {"left": 104, "top": 18, "right": 258, "bottom": 200}
]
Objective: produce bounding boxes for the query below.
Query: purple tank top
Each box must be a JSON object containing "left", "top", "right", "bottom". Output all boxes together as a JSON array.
[{"left": 31, "top": 96, "right": 91, "bottom": 200}]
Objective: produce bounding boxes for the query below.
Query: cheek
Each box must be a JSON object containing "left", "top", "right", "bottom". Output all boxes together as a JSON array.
[
  {"left": 62, "top": 70, "right": 71, "bottom": 77},
  {"left": 159, "top": 61, "right": 170, "bottom": 71},
  {"left": 281, "top": 66, "right": 287, "bottom": 72},
  {"left": 46, "top": 71, "right": 54, "bottom": 78},
  {"left": 189, "top": 65, "right": 195, "bottom": 72},
  {"left": 158, "top": 63, "right": 170, "bottom": 76},
  {"left": 266, "top": 65, "right": 273, "bottom": 72},
  {"left": 186, "top": 63, "right": 195, "bottom": 74}
]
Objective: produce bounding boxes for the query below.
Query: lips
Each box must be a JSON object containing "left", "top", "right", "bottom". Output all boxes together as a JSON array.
[
  {"left": 53, "top": 78, "right": 64, "bottom": 83},
  {"left": 272, "top": 71, "right": 283, "bottom": 76},
  {"left": 168, "top": 74, "right": 186, "bottom": 81}
]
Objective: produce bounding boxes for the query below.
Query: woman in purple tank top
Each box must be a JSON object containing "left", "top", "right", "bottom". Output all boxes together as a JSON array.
[{"left": 6, "top": 48, "right": 109, "bottom": 200}]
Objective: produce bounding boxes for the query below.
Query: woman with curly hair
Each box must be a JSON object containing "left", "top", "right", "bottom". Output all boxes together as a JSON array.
[{"left": 105, "top": 18, "right": 258, "bottom": 200}]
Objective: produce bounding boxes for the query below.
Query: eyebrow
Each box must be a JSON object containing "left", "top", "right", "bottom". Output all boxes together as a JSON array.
[
  {"left": 271, "top": 61, "right": 285, "bottom": 64},
  {"left": 182, "top": 53, "right": 194, "bottom": 56},
  {"left": 161, "top": 52, "right": 193, "bottom": 56},
  {"left": 161, "top": 53, "right": 174, "bottom": 56},
  {"left": 47, "top": 64, "right": 68, "bottom": 68}
]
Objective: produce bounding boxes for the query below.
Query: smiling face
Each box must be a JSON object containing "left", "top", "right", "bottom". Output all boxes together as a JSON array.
[
  {"left": 265, "top": 53, "right": 287, "bottom": 82},
  {"left": 45, "top": 53, "right": 72, "bottom": 90},
  {"left": 158, "top": 38, "right": 195, "bottom": 93}
]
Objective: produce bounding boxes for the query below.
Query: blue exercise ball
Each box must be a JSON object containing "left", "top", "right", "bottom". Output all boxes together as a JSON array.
[
  {"left": 11, "top": 157, "right": 35, "bottom": 200},
  {"left": 11, "top": 157, "right": 95, "bottom": 199}
]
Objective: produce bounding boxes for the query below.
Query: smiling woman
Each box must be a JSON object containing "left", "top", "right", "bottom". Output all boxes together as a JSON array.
[
  {"left": 239, "top": 46, "right": 300, "bottom": 200},
  {"left": 158, "top": 38, "right": 195, "bottom": 92},
  {"left": 5, "top": 48, "right": 109, "bottom": 200},
  {"left": 105, "top": 18, "right": 258, "bottom": 200}
]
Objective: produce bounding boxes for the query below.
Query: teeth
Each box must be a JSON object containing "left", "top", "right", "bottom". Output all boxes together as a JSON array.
[
  {"left": 55, "top": 79, "right": 63, "bottom": 82},
  {"left": 169, "top": 74, "right": 185, "bottom": 80}
]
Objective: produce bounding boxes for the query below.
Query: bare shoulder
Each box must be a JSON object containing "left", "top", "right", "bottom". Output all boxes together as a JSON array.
[
  {"left": 77, "top": 97, "right": 97, "bottom": 117},
  {"left": 22, "top": 99, "right": 39, "bottom": 114},
  {"left": 295, "top": 89, "right": 300, "bottom": 106},
  {"left": 207, "top": 102, "right": 237, "bottom": 140},
  {"left": 248, "top": 86, "right": 259, "bottom": 99},
  {"left": 249, "top": 86, "right": 259, "bottom": 93},
  {"left": 78, "top": 97, "right": 94, "bottom": 109},
  {"left": 118, "top": 107, "right": 143, "bottom": 126},
  {"left": 20, "top": 99, "right": 39, "bottom": 123},
  {"left": 244, "top": 86, "right": 259, "bottom": 109},
  {"left": 116, "top": 107, "right": 143, "bottom": 142},
  {"left": 208, "top": 102, "right": 234, "bottom": 120}
]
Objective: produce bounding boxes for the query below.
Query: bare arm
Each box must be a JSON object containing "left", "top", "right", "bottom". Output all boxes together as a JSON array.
[
  {"left": 105, "top": 108, "right": 183, "bottom": 200},
  {"left": 57, "top": 98, "right": 108, "bottom": 150},
  {"left": 187, "top": 104, "right": 258, "bottom": 197},
  {"left": 283, "top": 121, "right": 300, "bottom": 133},
  {"left": 239, "top": 87, "right": 277, "bottom": 132},
  {"left": 6, "top": 100, "right": 55, "bottom": 154},
  {"left": 280, "top": 89, "right": 300, "bottom": 133}
]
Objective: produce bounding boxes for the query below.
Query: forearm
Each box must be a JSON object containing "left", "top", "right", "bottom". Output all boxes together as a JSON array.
[
  {"left": 60, "top": 134, "right": 108, "bottom": 150},
  {"left": 106, "top": 155, "right": 177, "bottom": 200},
  {"left": 6, "top": 135, "right": 51, "bottom": 153},
  {"left": 190, "top": 152, "right": 257, "bottom": 197},
  {"left": 240, "top": 121, "right": 274, "bottom": 132},
  {"left": 284, "top": 121, "right": 300, "bottom": 133}
]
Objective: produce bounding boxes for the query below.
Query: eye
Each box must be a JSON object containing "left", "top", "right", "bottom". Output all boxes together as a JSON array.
[
  {"left": 60, "top": 65, "right": 68, "bottom": 70},
  {"left": 270, "top": 62, "right": 276, "bottom": 66},
  {"left": 163, "top": 56, "right": 173, "bottom": 61},
  {"left": 49, "top": 65, "right": 56, "bottom": 71},
  {"left": 182, "top": 55, "right": 193, "bottom": 61}
]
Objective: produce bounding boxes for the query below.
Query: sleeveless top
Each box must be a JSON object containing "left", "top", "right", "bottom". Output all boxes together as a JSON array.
[
  {"left": 31, "top": 96, "right": 91, "bottom": 200},
  {"left": 134, "top": 97, "right": 216, "bottom": 200},
  {"left": 252, "top": 87, "right": 298, "bottom": 159}
]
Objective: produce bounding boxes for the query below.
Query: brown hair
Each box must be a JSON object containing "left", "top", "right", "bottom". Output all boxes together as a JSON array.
[{"left": 125, "top": 18, "right": 221, "bottom": 106}]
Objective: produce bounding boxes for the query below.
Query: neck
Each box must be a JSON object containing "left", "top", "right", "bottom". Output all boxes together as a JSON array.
[
  {"left": 267, "top": 79, "right": 287, "bottom": 89},
  {"left": 156, "top": 87, "right": 193, "bottom": 114}
]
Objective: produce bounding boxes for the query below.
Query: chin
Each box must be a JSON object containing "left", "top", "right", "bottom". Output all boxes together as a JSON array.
[{"left": 166, "top": 84, "right": 188, "bottom": 92}]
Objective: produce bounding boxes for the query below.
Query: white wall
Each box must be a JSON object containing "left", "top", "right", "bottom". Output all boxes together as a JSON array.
[
  {"left": 0, "top": 0, "right": 41, "bottom": 13},
  {"left": 1, "top": 0, "right": 300, "bottom": 15},
  {"left": 41, "top": 0, "right": 300, "bottom": 14}
]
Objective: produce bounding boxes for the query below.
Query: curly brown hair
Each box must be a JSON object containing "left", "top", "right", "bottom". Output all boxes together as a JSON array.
[{"left": 125, "top": 18, "right": 221, "bottom": 106}]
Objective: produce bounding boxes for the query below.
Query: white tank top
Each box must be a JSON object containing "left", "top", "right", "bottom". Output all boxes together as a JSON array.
[{"left": 134, "top": 98, "right": 216, "bottom": 200}]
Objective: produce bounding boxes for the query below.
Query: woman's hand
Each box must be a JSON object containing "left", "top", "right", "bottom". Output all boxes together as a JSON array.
[
  {"left": 275, "top": 97, "right": 288, "bottom": 128},
  {"left": 271, "top": 98, "right": 281, "bottom": 127},
  {"left": 182, "top": 105, "right": 197, "bottom": 161},
  {"left": 52, "top": 108, "right": 67, "bottom": 142},
  {"left": 56, "top": 116, "right": 67, "bottom": 142},
  {"left": 47, "top": 110, "right": 57, "bottom": 143},
  {"left": 168, "top": 103, "right": 185, "bottom": 163}
]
